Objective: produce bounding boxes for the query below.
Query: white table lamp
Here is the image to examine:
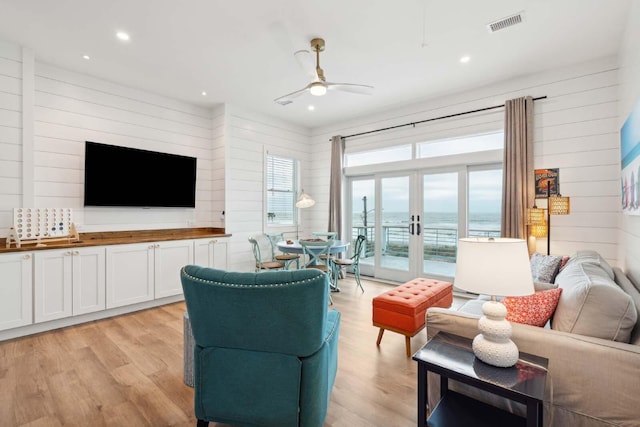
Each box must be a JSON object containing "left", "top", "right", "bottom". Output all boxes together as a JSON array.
[{"left": 454, "top": 237, "right": 534, "bottom": 367}]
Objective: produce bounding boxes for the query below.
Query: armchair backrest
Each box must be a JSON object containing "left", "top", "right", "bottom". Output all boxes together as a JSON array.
[{"left": 181, "top": 265, "right": 329, "bottom": 356}]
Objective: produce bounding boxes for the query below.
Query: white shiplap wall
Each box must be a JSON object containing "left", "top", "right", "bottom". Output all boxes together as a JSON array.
[
  {"left": 618, "top": 2, "right": 640, "bottom": 284},
  {"left": 310, "top": 57, "right": 620, "bottom": 265},
  {"left": 0, "top": 50, "right": 220, "bottom": 235},
  {"left": 0, "top": 40, "right": 23, "bottom": 235},
  {"left": 223, "top": 105, "right": 311, "bottom": 272}
]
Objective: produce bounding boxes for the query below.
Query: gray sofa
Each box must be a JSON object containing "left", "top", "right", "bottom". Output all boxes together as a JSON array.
[{"left": 425, "top": 250, "right": 640, "bottom": 426}]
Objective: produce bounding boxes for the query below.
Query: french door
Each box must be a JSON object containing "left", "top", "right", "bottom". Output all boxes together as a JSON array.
[{"left": 348, "top": 165, "right": 501, "bottom": 283}]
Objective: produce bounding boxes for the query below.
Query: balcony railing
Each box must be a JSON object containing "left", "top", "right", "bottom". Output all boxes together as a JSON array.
[{"left": 352, "top": 225, "right": 500, "bottom": 262}]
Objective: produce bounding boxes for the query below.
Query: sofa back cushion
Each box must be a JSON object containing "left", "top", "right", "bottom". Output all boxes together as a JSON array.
[{"left": 552, "top": 255, "right": 637, "bottom": 342}]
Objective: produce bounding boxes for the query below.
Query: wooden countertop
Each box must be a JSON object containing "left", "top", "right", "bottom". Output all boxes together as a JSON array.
[{"left": 0, "top": 227, "right": 230, "bottom": 253}]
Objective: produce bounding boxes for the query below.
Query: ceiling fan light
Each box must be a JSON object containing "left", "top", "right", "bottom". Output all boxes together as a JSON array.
[{"left": 309, "top": 83, "right": 327, "bottom": 96}]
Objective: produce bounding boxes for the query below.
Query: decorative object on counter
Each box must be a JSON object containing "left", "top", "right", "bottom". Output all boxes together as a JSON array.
[
  {"left": 6, "top": 208, "right": 79, "bottom": 248},
  {"left": 454, "top": 237, "right": 535, "bottom": 367}
]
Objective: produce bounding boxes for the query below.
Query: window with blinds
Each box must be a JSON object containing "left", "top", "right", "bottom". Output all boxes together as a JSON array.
[{"left": 266, "top": 154, "right": 298, "bottom": 226}]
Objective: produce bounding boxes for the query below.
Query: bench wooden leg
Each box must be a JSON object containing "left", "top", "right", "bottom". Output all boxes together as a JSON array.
[
  {"left": 405, "top": 336, "right": 411, "bottom": 357},
  {"left": 376, "top": 328, "right": 384, "bottom": 346}
]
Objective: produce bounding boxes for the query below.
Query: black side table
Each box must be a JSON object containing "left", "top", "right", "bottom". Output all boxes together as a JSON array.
[{"left": 412, "top": 332, "right": 548, "bottom": 427}]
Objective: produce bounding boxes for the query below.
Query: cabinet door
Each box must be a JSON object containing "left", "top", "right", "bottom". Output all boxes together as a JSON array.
[
  {"left": 155, "top": 240, "right": 193, "bottom": 298},
  {"left": 34, "top": 249, "right": 73, "bottom": 323},
  {"left": 106, "top": 243, "right": 154, "bottom": 309},
  {"left": 72, "top": 246, "right": 106, "bottom": 315},
  {"left": 0, "top": 252, "right": 33, "bottom": 331},
  {"left": 194, "top": 238, "right": 228, "bottom": 269}
]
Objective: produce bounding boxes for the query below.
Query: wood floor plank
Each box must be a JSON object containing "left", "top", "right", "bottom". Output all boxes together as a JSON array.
[{"left": 0, "top": 275, "right": 465, "bottom": 426}]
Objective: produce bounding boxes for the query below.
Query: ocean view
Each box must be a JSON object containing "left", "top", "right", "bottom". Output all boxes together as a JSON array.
[{"left": 353, "top": 211, "right": 501, "bottom": 232}]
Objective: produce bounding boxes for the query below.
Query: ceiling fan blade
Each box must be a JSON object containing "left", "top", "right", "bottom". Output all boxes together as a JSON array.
[
  {"left": 274, "top": 84, "right": 310, "bottom": 106},
  {"left": 326, "top": 82, "right": 374, "bottom": 95},
  {"left": 294, "top": 50, "right": 318, "bottom": 79}
]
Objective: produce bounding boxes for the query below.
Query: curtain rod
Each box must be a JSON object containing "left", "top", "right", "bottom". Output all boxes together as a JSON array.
[{"left": 336, "top": 95, "right": 547, "bottom": 141}]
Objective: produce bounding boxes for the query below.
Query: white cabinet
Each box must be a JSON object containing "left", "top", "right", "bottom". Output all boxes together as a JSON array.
[
  {"left": 194, "top": 238, "right": 228, "bottom": 269},
  {"left": 106, "top": 240, "right": 193, "bottom": 308},
  {"left": 106, "top": 242, "right": 155, "bottom": 309},
  {"left": 34, "top": 247, "right": 106, "bottom": 322},
  {"left": 154, "top": 239, "right": 194, "bottom": 298},
  {"left": 0, "top": 252, "right": 33, "bottom": 331}
]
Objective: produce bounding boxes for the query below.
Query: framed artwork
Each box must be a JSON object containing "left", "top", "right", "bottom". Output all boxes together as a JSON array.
[
  {"left": 621, "top": 101, "right": 640, "bottom": 215},
  {"left": 534, "top": 169, "right": 559, "bottom": 198}
]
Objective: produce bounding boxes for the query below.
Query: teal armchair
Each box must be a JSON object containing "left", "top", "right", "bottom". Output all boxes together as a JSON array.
[{"left": 180, "top": 266, "right": 341, "bottom": 427}]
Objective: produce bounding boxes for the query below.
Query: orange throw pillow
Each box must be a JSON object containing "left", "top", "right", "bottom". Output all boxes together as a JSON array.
[{"left": 503, "top": 288, "right": 563, "bottom": 327}]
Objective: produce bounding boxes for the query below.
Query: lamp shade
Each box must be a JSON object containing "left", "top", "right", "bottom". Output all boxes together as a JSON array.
[
  {"left": 549, "top": 195, "right": 570, "bottom": 215},
  {"left": 455, "top": 238, "right": 534, "bottom": 297},
  {"left": 529, "top": 223, "right": 548, "bottom": 238},
  {"left": 526, "top": 207, "right": 546, "bottom": 225},
  {"left": 295, "top": 190, "right": 315, "bottom": 209}
]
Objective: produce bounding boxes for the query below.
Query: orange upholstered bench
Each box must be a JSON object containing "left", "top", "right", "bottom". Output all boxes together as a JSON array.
[{"left": 372, "top": 278, "right": 453, "bottom": 356}]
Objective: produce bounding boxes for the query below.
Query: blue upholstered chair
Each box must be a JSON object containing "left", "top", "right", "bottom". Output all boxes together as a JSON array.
[{"left": 180, "top": 266, "right": 341, "bottom": 427}]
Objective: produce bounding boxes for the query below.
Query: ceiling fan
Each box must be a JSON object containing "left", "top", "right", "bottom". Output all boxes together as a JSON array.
[{"left": 274, "top": 37, "right": 374, "bottom": 106}]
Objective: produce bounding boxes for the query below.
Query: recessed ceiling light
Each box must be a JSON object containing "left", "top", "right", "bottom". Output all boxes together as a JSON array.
[
  {"left": 116, "top": 31, "right": 130, "bottom": 42},
  {"left": 201, "top": 91, "right": 207, "bottom": 96},
  {"left": 82, "top": 55, "right": 90, "bottom": 60},
  {"left": 460, "top": 55, "right": 471, "bottom": 64},
  {"left": 307, "top": 105, "right": 315, "bottom": 111}
]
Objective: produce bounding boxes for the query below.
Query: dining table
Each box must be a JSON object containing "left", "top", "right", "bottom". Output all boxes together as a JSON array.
[{"left": 277, "top": 239, "right": 350, "bottom": 291}]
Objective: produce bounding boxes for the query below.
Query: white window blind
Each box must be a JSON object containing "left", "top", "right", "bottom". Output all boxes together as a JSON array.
[{"left": 266, "top": 154, "right": 297, "bottom": 226}]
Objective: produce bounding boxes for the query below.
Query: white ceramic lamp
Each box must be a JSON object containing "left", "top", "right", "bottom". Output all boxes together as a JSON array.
[{"left": 454, "top": 238, "right": 534, "bottom": 367}]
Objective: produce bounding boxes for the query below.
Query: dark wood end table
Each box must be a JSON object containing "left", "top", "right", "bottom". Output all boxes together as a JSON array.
[{"left": 412, "top": 332, "right": 548, "bottom": 427}]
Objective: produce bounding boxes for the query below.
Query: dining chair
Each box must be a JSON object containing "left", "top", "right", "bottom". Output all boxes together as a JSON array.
[
  {"left": 312, "top": 231, "right": 338, "bottom": 240},
  {"left": 265, "top": 232, "right": 300, "bottom": 269},
  {"left": 249, "top": 236, "right": 285, "bottom": 272},
  {"left": 332, "top": 234, "right": 366, "bottom": 292},
  {"left": 300, "top": 239, "right": 335, "bottom": 303}
]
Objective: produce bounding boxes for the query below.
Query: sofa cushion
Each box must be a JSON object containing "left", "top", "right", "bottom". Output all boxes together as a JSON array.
[
  {"left": 553, "top": 259, "right": 638, "bottom": 342},
  {"left": 530, "top": 253, "right": 563, "bottom": 283},
  {"left": 503, "top": 288, "right": 562, "bottom": 327},
  {"left": 564, "top": 250, "right": 614, "bottom": 280}
]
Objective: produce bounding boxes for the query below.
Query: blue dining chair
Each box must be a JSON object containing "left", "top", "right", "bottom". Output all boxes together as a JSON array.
[
  {"left": 300, "top": 239, "right": 336, "bottom": 302},
  {"left": 265, "top": 232, "right": 300, "bottom": 269},
  {"left": 332, "top": 234, "right": 366, "bottom": 292}
]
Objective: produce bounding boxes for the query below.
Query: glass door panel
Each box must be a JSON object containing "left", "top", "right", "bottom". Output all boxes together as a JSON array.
[
  {"left": 422, "top": 173, "right": 458, "bottom": 278},
  {"left": 350, "top": 179, "right": 375, "bottom": 275},
  {"left": 468, "top": 169, "right": 503, "bottom": 238},
  {"left": 378, "top": 175, "right": 413, "bottom": 282}
]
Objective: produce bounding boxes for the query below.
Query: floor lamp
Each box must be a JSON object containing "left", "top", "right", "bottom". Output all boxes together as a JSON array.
[
  {"left": 295, "top": 189, "right": 315, "bottom": 240},
  {"left": 546, "top": 194, "right": 570, "bottom": 255},
  {"left": 526, "top": 205, "right": 547, "bottom": 255}
]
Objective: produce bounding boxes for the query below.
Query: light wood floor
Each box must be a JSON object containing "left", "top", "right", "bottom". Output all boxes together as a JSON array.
[{"left": 0, "top": 276, "right": 464, "bottom": 427}]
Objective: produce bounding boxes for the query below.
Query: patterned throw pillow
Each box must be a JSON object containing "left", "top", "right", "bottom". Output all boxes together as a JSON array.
[
  {"left": 530, "top": 253, "right": 563, "bottom": 283},
  {"left": 503, "top": 288, "right": 563, "bottom": 327}
]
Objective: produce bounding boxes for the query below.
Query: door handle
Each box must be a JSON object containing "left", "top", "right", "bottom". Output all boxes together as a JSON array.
[
  {"left": 409, "top": 223, "right": 414, "bottom": 235},
  {"left": 417, "top": 223, "right": 421, "bottom": 236}
]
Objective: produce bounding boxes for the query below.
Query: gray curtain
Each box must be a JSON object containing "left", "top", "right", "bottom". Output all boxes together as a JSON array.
[
  {"left": 328, "top": 135, "right": 344, "bottom": 238},
  {"left": 501, "top": 96, "right": 534, "bottom": 239}
]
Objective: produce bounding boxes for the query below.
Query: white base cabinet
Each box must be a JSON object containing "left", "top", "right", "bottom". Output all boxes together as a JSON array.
[
  {"left": 106, "top": 240, "right": 194, "bottom": 308},
  {"left": 34, "top": 247, "right": 106, "bottom": 323},
  {"left": 154, "top": 240, "right": 194, "bottom": 298},
  {"left": 1, "top": 234, "right": 228, "bottom": 339},
  {"left": 0, "top": 252, "right": 33, "bottom": 331},
  {"left": 106, "top": 243, "right": 155, "bottom": 309},
  {"left": 194, "top": 238, "right": 228, "bottom": 269}
]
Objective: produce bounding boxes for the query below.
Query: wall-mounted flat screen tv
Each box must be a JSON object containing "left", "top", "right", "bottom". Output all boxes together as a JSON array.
[{"left": 84, "top": 141, "right": 197, "bottom": 208}]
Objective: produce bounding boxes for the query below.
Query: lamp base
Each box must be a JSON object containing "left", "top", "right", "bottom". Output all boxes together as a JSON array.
[{"left": 472, "top": 300, "right": 519, "bottom": 368}]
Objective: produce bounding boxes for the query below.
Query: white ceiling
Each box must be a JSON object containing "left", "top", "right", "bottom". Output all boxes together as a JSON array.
[{"left": 0, "top": 0, "right": 632, "bottom": 129}]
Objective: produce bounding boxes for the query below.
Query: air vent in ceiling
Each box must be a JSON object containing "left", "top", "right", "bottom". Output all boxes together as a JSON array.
[{"left": 487, "top": 12, "right": 524, "bottom": 33}]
